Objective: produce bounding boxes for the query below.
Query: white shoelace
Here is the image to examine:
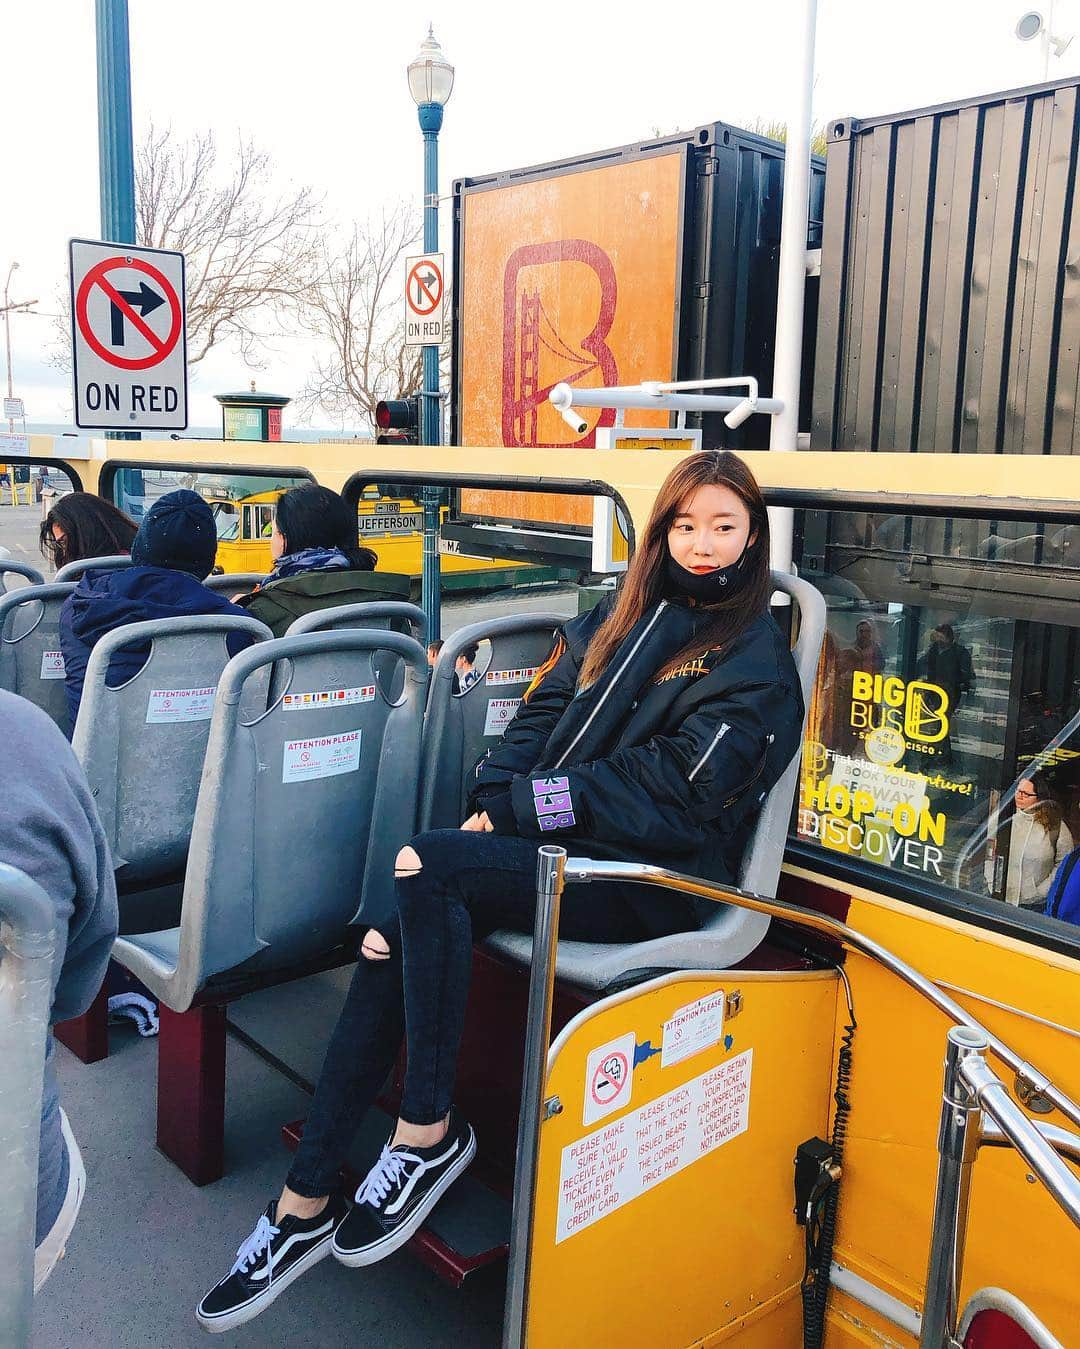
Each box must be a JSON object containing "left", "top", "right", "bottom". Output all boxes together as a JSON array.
[
  {"left": 230, "top": 1214, "right": 280, "bottom": 1280},
  {"left": 356, "top": 1145, "right": 420, "bottom": 1208}
]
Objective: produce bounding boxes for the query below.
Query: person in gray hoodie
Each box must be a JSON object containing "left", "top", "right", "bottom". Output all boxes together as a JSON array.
[{"left": 0, "top": 690, "right": 119, "bottom": 1290}]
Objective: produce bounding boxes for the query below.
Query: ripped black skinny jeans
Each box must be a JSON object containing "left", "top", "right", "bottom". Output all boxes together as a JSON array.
[{"left": 286, "top": 828, "right": 695, "bottom": 1198}]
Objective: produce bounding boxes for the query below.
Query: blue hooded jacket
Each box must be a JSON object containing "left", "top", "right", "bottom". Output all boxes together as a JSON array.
[
  {"left": 59, "top": 566, "right": 251, "bottom": 730},
  {"left": 1045, "top": 845, "right": 1080, "bottom": 926}
]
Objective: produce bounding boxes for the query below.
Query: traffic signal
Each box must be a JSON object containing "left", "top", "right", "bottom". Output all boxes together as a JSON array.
[{"left": 375, "top": 395, "right": 420, "bottom": 445}]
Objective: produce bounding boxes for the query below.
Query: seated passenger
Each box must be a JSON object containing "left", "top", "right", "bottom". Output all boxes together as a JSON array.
[
  {"left": 58, "top": 490, "right": 250, "bottom": 730},
  {"left": 197, "top": 450, "right": 804, "bottom": 1333},
  {"left": 0, "top": 690, "right": 119, "bottom": 1291},
  {"left": 39, "top": 492, "right": 138, "bottom": 575},
  {"left": 231, "top": 484, "right": 411, "bottom": 637},
  {"left": 454, "top": 641, "right": 481, "bottom": 693}
]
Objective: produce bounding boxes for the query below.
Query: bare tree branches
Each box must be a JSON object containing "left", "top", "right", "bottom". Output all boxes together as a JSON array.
[
  {"left": 297, "top": 204, "right": 430, "bottom": 430},
  {"left": 136, "top": 125, "right": 322, "bottom": 365}
]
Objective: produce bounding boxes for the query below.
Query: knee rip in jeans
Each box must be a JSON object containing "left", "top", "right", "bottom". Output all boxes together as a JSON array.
[{"left": 394, "top": 844, "right": 423, "bottom": 879}]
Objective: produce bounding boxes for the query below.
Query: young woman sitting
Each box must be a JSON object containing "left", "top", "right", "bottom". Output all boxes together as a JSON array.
[
  {"left": 40, "top": 492, "right": 138, "bottom": 574},
  {"left": 232, "top": 484, "right": 411, "bottom": 637},
  {"left": 196, "top": 449, "right": 805, "bottom": 1333}
]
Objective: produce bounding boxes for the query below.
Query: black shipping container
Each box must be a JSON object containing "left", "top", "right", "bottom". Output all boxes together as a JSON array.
[
  {"left": 813, "top": 76, "right": 1080, "bottom": 453},
  {"left": 451, "top": 123, "right": 825, "bottom": 453}
]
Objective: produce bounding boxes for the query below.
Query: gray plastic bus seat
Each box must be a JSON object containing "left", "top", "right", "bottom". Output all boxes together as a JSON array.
[
  {"left": 285, "top": 600, "right": 426, "bottom": 643},
  {"left": 203, "top": 573, "right": 266, "bottom": 594},
  {"left": 419, "top": 613, "right": 566, "bottom": 832},
  {"left": 72, "top": 613, "right": 273, "bottom": 886},
  {"left": 0, "top": 561, "right": 45, "bottom": 595},
  {"left": 54, "top": 554, "right": 134, "bottom": 582},
  {"left": 0, "top": 865, "right": 58, "bottom": 1345},
  {"left": 479, "top": 573, "right": 828, "bottom": 988},
  {"left": 113, "top": 628, "right": 428, "bottom": 1012},
  {"left": 0, "top": 584, "right": 77, "bottom": 736},
  {"left": 284, "top": 603, "right": 427, "bottom": 705}
]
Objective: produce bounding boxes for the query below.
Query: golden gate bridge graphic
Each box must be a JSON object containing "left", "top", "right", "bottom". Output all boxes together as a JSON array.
[{"left": 500, "top": 240, "right": 620, "bottom": 448}]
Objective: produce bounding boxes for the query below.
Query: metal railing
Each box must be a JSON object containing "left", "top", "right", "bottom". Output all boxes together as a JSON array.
[
  {"left": 502, "top": 850, "right": 1080, "bottom": 1349},
  {"left": 922, "top": 1027, "right": 1080, "bottom": 1348},
  {"left": 0, "top": 865, "right": 59, "bottom": 1349}
]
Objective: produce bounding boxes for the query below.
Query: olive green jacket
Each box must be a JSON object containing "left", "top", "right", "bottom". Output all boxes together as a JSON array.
[{"left": 234, "top": 568, "right": 413, "bottom": 639}]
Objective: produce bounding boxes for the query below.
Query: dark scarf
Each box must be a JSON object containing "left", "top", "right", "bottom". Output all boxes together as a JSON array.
[{"left": 264, "top": 546, "right": 352, "bottom": 585}]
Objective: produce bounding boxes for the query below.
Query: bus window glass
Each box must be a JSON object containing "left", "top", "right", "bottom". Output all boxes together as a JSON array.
[
  {"left": 108, "top": 467, "right": 307, "bottom": 574},
  {"left": 0, "top": 462, "right": 78, "bottom": 583},
  {"left": 793, "top": 507, "right": 1080, "bottom": 943}
]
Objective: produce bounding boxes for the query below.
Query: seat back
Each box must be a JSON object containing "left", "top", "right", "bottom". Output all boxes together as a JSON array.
[
  {"left": 0, "top": 584, "right": 77, "bottom": 736},
  {"left": 72, "top": 613, "right": 273, "bottom": 881},
  {"left": 0, "top": 561, "right": 45, "bottom": 595},
  {"left": 419, "top": 614, "right": 566, "bottom": 830},
  {"left": 283, "top": 602, "right": 427, "bottom": 705},
  {"left": 170, "top": 629, "right": 428, "bottom": 1007},
  {"left": 203, "top": 573, "right": 266, "bottom": 594},
  {"left": 0, "top": 864, "right": 58, "bottom": 1348},
  {"left": 54, "top": 554, "right": 133, "bottom": 582}
]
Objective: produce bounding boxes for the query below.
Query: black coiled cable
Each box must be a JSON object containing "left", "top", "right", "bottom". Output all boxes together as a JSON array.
[{"left": 802, "top": 965, "right": 857, "bottom": 1349}]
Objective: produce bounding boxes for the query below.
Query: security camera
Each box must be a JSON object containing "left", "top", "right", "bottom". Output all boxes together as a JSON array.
[
  {"left": 723, "top": 397, "right": 757, "bottom": 431},
  {"left": 1016, "top": 10, "right": 1044, "bottom": 40},
  {"left": 558, "top": 405, "right": 589, "bottom": 436}
]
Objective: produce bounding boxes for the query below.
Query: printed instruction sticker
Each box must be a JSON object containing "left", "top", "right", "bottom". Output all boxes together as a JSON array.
[
  {"left": 282, "top": 685, "right": 375, "bottom": 712},
  {"left": 583, "top": 1031, "right": 636, "bottom": 1126},
  {"left": 145, "top": 687, "right": 216, "bottom": 723},
  {"left": 557, "top": 1049, "right": 752, "bottom": 1242},
  {"left": 483, "top": 697, "right": 521, "bottom": 737},
  {"left": 661, "top": 990, "right": 726, "bottom": 1068},
  {"left": 40, "top": 650, "right": 66, "bottom": 680},
  {"left": 485, "top": 666, "right": 538, "bottom": 687},
  {"left": 282, "top": 729, "right": 361, "bottom": 783}
]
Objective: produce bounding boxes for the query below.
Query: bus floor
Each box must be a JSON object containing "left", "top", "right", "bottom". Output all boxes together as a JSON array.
[{"left": 36, "top": 970, "right": 507, "bottom": 1348}]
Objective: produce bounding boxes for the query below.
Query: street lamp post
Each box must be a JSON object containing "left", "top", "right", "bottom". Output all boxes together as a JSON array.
[
  {"left": 408, "top": 27, "right": 454, "bottom": 642},
  {"left": 4, "top": 263, "right": 18, "bottom": 435}
]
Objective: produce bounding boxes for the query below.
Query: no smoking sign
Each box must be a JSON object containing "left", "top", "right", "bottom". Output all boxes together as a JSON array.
[
  {"left": 69, "top": 238, "right": 188, "bottom": 430},
  {"left": 403, "top": 251, "right": 445, "bottom": 347},
  {"left": 583, "top": 1031, "right": 636, "bottom": 1126}
]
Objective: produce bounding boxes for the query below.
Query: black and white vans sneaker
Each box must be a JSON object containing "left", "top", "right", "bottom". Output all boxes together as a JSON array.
[
  {"left": 195, "top": 1194, "right": 348, "bottom": 1334},
  {"left": 332, "top": 1108, "right": 476, "bottom": 1267}
]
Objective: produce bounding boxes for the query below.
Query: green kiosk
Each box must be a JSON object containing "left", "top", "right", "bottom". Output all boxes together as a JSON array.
[{"left": 215, "top": 383, "right": 291, "bottom": 442}]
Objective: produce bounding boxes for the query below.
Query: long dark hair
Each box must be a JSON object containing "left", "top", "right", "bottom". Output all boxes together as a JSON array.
[
  {"left": 39, "top": 492, "right": 138, "bottom": 571},
  {"left": 579, "top": 451, "right": 770, "bottom": 689},
  {"left": 274, "top": 484, "right": 375, "bottom": 570}
]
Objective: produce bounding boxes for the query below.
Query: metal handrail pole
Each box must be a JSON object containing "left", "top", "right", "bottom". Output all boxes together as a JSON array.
[
  {"left": 503, "top": 845, "right": 567, "bottom": 1349},
  {"left": 0, "top": 866, "right": 59, "bottom": 1349},
  {"left": 961, "top": 1060, "right": 1080, "bottom": 1228},
  {"left": 561, "top": 858, "right": 1080, "bottom": 1132},
  {"left": 920, "top": 1027, "right": 987, "bottom": 1348},
  {"left": 979, "top": 1118, "right": 1080, "bottom": 1167}
]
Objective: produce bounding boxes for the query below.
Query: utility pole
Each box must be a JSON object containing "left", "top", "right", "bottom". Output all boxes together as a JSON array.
[{"left": 2, "top": 263, "right": 38, "bottom": 433}]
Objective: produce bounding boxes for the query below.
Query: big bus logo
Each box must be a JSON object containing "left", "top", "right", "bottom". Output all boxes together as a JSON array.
[{"left": 850, "top": 672, "right": 950, "bottom": 745}]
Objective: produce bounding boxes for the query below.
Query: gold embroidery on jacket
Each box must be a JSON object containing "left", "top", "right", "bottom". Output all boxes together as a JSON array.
[{"left": 654, "top": 653, "right": 714, "bottom": 684}]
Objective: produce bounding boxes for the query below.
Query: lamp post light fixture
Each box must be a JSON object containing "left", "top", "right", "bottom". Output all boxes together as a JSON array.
[{"left": 407, "top": 26, "right": 454, "bottom": 640}]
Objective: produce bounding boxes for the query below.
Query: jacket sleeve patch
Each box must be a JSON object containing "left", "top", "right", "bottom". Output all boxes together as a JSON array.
[{"left": 532, "top": 775, "right": 576, "bottom": 830}]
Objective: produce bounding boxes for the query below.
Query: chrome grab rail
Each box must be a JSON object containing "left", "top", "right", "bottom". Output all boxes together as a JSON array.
[
  {"left": 0, "top": 865, "right": 59, "bottom": 1349},
  {"left": 502, "top": 851, "right": 1080, "bottom": 1349},
  {"left": 921, "top": 1028, "right": 1080, "bottom": 1348}
]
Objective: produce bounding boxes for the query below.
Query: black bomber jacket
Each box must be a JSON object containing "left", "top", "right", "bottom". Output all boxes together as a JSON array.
[{"left": 468, "top": 595, "right": 804, "bottom": 894}]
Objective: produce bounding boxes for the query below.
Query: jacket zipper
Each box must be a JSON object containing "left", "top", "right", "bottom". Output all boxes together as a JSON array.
[
  {"left": 688, "top": 723, "right": 730, "bottom": 782},
  {"left": 552, "top": 601, "right": 668, "bottom": 770}
]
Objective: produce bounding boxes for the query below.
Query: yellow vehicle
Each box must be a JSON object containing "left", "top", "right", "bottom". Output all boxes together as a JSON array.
[{"left": 4, "top": 434, "right": 1078, "bottom": 1348}]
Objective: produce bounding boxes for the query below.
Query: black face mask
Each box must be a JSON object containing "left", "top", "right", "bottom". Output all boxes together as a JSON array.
[{"left": 665, "top": 550, "right": 748, "bottom": 602}]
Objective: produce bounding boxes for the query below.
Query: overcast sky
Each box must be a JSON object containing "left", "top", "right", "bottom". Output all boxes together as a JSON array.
[{"left": 4, "top": 0, "right": 1079, "bottom": 432}]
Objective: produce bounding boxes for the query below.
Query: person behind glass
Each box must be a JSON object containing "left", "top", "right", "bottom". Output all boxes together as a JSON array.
[
  {"left": 39, "top": 492, "right": 138, "bottom": 575},
  {"left": 196, "top": 449, "right": 805, "bottom": 1333},
  {"left": 232, "top": 484, "right": 411, "bottom": 637},
  {"left": 990, "top": 770, "right": 1074, "bottom": 910}
]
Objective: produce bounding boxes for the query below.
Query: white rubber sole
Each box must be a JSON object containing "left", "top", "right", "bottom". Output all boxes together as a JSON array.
[
  {"left": 332, "top": 1127, "right": 477, "bottom": 1268},
  {"left": 34, "top": 1109, "right": 87, "bottom": 1293},
  {"left": 195, "top": 1226, "right": 337, "bottom": 1335}
]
